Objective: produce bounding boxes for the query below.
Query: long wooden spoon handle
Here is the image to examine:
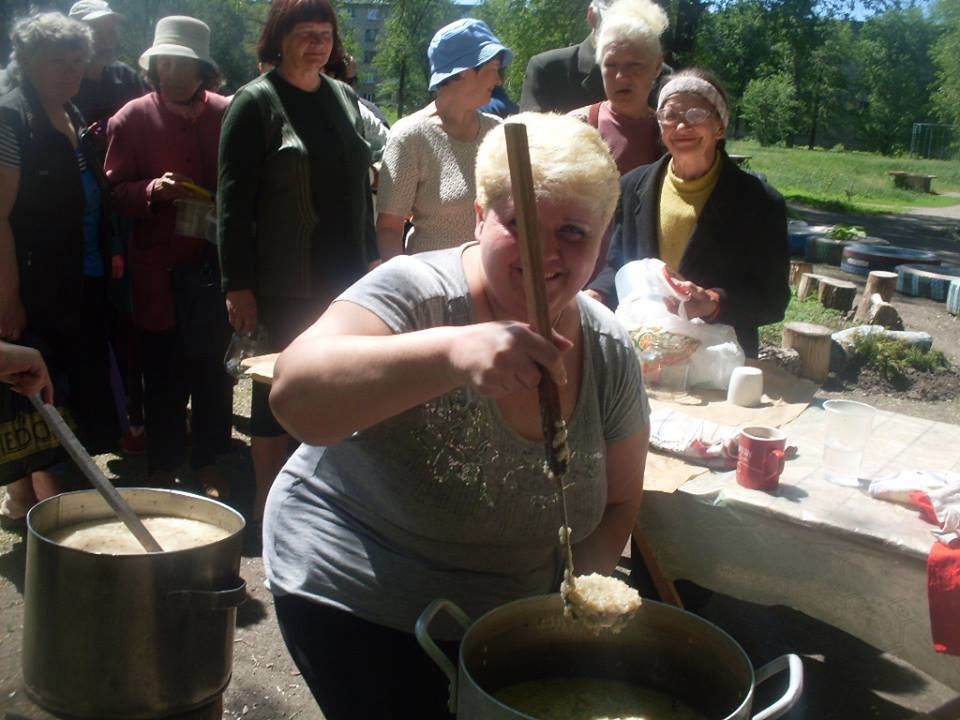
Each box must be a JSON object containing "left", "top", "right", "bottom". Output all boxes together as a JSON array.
[{"left": 504, "top": 123, "right": 568, "bottom": 477}]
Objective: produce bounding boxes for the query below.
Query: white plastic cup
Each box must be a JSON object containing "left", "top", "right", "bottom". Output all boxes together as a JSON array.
[
  {"left": 822, "top": 399, "right": 876, "bottom": 486},
  {"left": 726, "top": 366, "right": 763, "bottom": 406}
]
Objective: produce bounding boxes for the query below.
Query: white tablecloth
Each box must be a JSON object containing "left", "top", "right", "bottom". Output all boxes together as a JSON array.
[{"left": 640, "top": 401, "right": 960, "bottom": 689}]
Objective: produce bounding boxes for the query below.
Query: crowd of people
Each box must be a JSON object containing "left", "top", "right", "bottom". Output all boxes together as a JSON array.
[{"left": 0, "top": 0, "right": 789, "bottom": 717}]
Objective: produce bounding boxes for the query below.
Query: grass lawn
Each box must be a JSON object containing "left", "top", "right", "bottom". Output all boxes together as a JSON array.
[{"left": 727, "top": 140, "right": 960, "bottom": 214}]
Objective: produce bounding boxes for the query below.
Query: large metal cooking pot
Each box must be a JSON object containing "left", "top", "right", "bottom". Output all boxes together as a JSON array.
[
  {"left": 417, "top": 595, "right": 802, "bottom": 720},
  {"left": 23, "top": 488, "right": 246, "bottom": 719}
]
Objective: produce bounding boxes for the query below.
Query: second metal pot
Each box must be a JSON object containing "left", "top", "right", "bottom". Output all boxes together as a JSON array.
[
  {"left": 417, "top": 594, "right": 803, "bottom": 720},
  {"left": 22, "top": 488, "right": 246, "bottom": 719}
]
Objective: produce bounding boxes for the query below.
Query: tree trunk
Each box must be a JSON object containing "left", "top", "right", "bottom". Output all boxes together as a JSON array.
[
  {"left": 797, "top": 272, "right": 823, "bottom": 301},
  {"left": 854, "top": 271, "right": 898, "bottom": 323},
  {"left": 817, "top": 277, "right": 857, "bottom": 312},
  {"left": 789, "top": 261, "right": 814, "bottom": 288},
  {"left": 782, "top": 322, "right": 832, "bottom": 384}
]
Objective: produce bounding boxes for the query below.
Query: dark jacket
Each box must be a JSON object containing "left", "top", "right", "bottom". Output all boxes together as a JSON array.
[
  {"left": 218, "top": 72, "right": 375, "bottom": 302},
  {"left": 590, "top": 152, "right": 790, "bottom": 357},
  {"left": 520, "top": 36, "right": 604, "bottom": 114},
  {"left": 0, "top": 82, "right": 110, "bottom": 330},
  {"left": 73, "top": 61, "right": 150, "bottom": 158},
  {"left": 520, "top": 36, "right": 673, "bottom": 114}
]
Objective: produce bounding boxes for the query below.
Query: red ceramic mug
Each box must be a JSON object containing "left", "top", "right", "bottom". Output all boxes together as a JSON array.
[{"left": 736, "top": 426, "right": 787, "bottom": 490}]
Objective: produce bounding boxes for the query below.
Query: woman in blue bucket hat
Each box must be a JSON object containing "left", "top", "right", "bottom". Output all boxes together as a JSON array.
[{"left": 376, "top": 18, "right": 511, "bottom": 261}]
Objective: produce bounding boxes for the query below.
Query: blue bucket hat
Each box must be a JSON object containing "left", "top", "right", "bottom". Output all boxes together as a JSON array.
[{"left": 428, "top": 19, "right": 512, "bottom": 92}]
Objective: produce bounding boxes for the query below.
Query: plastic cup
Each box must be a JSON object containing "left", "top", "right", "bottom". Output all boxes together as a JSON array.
[
  {"left": 727, "top": 366, "right": 763, "bottom": 407},
  {"left": 822, "top": 400, "right": 876, "bottom": 486}
]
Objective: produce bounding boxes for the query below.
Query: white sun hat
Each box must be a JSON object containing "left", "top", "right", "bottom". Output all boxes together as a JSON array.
[
  {"left": 138, "top": 15, "right": 217, "bottom": 71},
  {"left": 69, "top": 0, "right": 123, "bottom": 21}
]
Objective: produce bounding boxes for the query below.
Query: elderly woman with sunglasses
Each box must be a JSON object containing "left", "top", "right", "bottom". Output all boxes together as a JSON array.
[{"left": 587, "top": 68, "right": 789, "bottom": 357}]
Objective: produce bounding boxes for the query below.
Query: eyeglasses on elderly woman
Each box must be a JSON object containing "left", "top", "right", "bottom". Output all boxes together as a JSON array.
[{"left": 655, "top": 106, "right": 714, "bottom": 126}]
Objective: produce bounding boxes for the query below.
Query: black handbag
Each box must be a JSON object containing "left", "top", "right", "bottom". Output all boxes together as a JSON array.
[{"left": 170, "top": 260, "right": 231, "bottom": 359}]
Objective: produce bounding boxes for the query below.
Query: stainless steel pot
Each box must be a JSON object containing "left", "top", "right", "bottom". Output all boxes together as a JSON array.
[
  {"left": 417, "top": 595, "right": 802, "bottom": 720},
  {"left": 23, "top": 488, "right": 246, "bottom": 719}
]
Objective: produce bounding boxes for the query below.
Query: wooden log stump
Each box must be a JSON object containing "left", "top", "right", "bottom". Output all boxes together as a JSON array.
[
  {"left": 782, "top": 321, "right": 832, "bottom": 383},
  {"left": 854, "top": 270, "right": 897, "bottom": 322},
  {"left": 789, "top": 260, "right": 814, "bottom": 288},
  {"left": 867, "top": 293, "right": 904, "bottom": 330},
  {"left": 797, "top": 272, "right": 824, "bottom": 301},
  {"left": 817, "top": 277, "right": 857, "bottom": 311}
]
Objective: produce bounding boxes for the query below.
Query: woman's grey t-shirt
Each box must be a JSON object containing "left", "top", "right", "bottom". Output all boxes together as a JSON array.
[{"left": 263, "top": 245, "right": 649, "bottom": 635}]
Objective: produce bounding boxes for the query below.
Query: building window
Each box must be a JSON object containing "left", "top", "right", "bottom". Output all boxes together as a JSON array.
[
  {"left": 365, "top": 28, "right": 378, "bottom": 42},
  {"left": 367, "top": 8, "right": 379, "bottom": 20},
  {"left": 364, "top": 50, "right": 376, "bottom": 64}
]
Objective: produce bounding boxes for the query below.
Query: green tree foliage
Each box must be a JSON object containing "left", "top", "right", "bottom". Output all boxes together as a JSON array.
[
  {"left": 740, "top": 73, "right": 800, "bottom": 145},
  {"left": 851, "top": 7, "right": 939, "bottom": 154},
  {"left": 478, "top": 0, "right": 589, "bottom": 99},
  {"left": 931, "top": 0, "right": 960, "bottom": 129},
  {"left": 374, "top": 0, "right": 456, "bottom": 116},
  {"left": 693, "top": 0, "right": 773, "bottom": 134}
]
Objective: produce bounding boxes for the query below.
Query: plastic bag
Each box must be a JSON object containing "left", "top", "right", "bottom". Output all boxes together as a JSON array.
[
  {"left": 224, "top": 325, "right": 270, "bottom": 380},
  {"left": 614, "top": 259, "right": 744, "bottom": 391}
]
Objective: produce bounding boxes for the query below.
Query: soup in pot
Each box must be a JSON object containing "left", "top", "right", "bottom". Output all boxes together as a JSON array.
[
  {"left": 494, "top": 677, "right": 707, "bottom": 720},
  {"left": 49, "top": 516, "right": 231, "bottom": 554}
]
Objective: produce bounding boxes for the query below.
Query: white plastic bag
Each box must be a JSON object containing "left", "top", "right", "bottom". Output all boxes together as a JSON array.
[{"left": 614, "top": 259, "right": 744, "bottom": 390}]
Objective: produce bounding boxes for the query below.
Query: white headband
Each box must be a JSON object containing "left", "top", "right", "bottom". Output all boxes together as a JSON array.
[{"left": 657, "top": 76, "right": 729, "bottom": 129}]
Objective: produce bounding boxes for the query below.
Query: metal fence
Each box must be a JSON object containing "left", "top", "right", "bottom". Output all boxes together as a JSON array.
[{"left": 910, "top": 123, "right": 959, "bottom": 160}]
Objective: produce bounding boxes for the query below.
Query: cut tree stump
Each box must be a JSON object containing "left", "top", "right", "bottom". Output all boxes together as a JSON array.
[
  {"left": 817, "top": 277, "right": 857, "bottom": 311},
  {"left": 866, "top": 293, "right": 904, "bottom": 330},
  {"left": 789, "top": 260, "right": 814, "bottom": 288},
  {"left": 853, "top": 270, "right": 897, "bottom": 322},
  {"left": 797, "top": 272, "right": 824, "bottom": 301},
  {"left": 782, "top": 321, "right": 832, "bottom": 383}
]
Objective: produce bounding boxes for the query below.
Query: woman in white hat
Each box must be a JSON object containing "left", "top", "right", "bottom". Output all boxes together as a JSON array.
[
  {"left": 375, "top": 18, "right": 512, "bottom": 260},
  {"left": 104, "top": 16, "right": 233, "bottom": 498}
]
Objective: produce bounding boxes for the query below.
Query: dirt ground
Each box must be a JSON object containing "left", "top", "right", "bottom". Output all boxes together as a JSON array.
[{"left": 1, "top": 202, "right": 959, "bottom": 720}]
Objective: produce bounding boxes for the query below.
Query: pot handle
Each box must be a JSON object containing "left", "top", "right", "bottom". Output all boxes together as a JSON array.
[
  {"left": 415, "top": 599, "right": 471, "bottom": 714},
  {"left": 751, "top": 653, "right": 804, "bottom": 720},
  {"left": 167, "top": 577, "right": 247, "bottom": 612}
]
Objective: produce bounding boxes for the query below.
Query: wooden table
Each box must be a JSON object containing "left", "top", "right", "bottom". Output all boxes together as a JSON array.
[{"left": 639, "top": 400, "right": 960, "bottom": 689}]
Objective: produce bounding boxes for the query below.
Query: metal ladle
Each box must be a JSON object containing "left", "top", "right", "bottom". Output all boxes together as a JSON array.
[{"left": 29, "top": 394, "right": 163, "bottom": 553}]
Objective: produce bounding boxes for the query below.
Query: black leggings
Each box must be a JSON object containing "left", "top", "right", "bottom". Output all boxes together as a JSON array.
[{"left": 274, "top": 594, "right": 457, "bottom": 720}]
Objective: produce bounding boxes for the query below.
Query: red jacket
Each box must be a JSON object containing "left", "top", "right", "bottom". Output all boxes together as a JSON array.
[{"left": 105, "top": 90, "right": 228, "bottom": 332}]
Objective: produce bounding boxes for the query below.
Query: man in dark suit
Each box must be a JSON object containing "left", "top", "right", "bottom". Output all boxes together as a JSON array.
[
  {"left": 520, "top": 0, "right": 671, "bottom": 114},
  {"left": 519, "top": 0, "right": 608, "bottom": 113}
]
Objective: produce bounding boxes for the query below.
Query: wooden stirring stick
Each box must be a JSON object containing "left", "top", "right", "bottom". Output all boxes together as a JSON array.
[{"left": 504, "top": 123, "right": 574, "bottom": 581}]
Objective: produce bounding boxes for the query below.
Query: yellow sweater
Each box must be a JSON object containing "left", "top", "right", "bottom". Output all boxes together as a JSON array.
[{"left": 657, "top": 155, "right": 722, "bottom": 271}]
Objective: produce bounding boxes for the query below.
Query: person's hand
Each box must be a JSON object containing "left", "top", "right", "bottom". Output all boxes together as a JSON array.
[
  {"left": 226, "top": 290, "right": 258, "bottom": 333},
  {"left": 150, "top": 172, "right": 202, "bottom": 203},
  {"left": 0, "top": 292, "right": 26, "bottom": 340},
  {"left": 583, "top": 288, "right": 607, "bottom": 304},
  {"left": 0, "top": 342, "right": 53, "bottom": 404},
  {"left": 448, "top": 321, "right": 573, "bottom": 397},
  {"left": 663, "top": 279, "right": 720, "bottom": 320},
  {"left": 111, "top": 254, "right": 125, "bottom": 280}
]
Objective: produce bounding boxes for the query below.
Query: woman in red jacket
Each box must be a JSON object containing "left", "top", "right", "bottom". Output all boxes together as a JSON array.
[{"left": 105, "top": 16, "right": 232, "bottom": 497}]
